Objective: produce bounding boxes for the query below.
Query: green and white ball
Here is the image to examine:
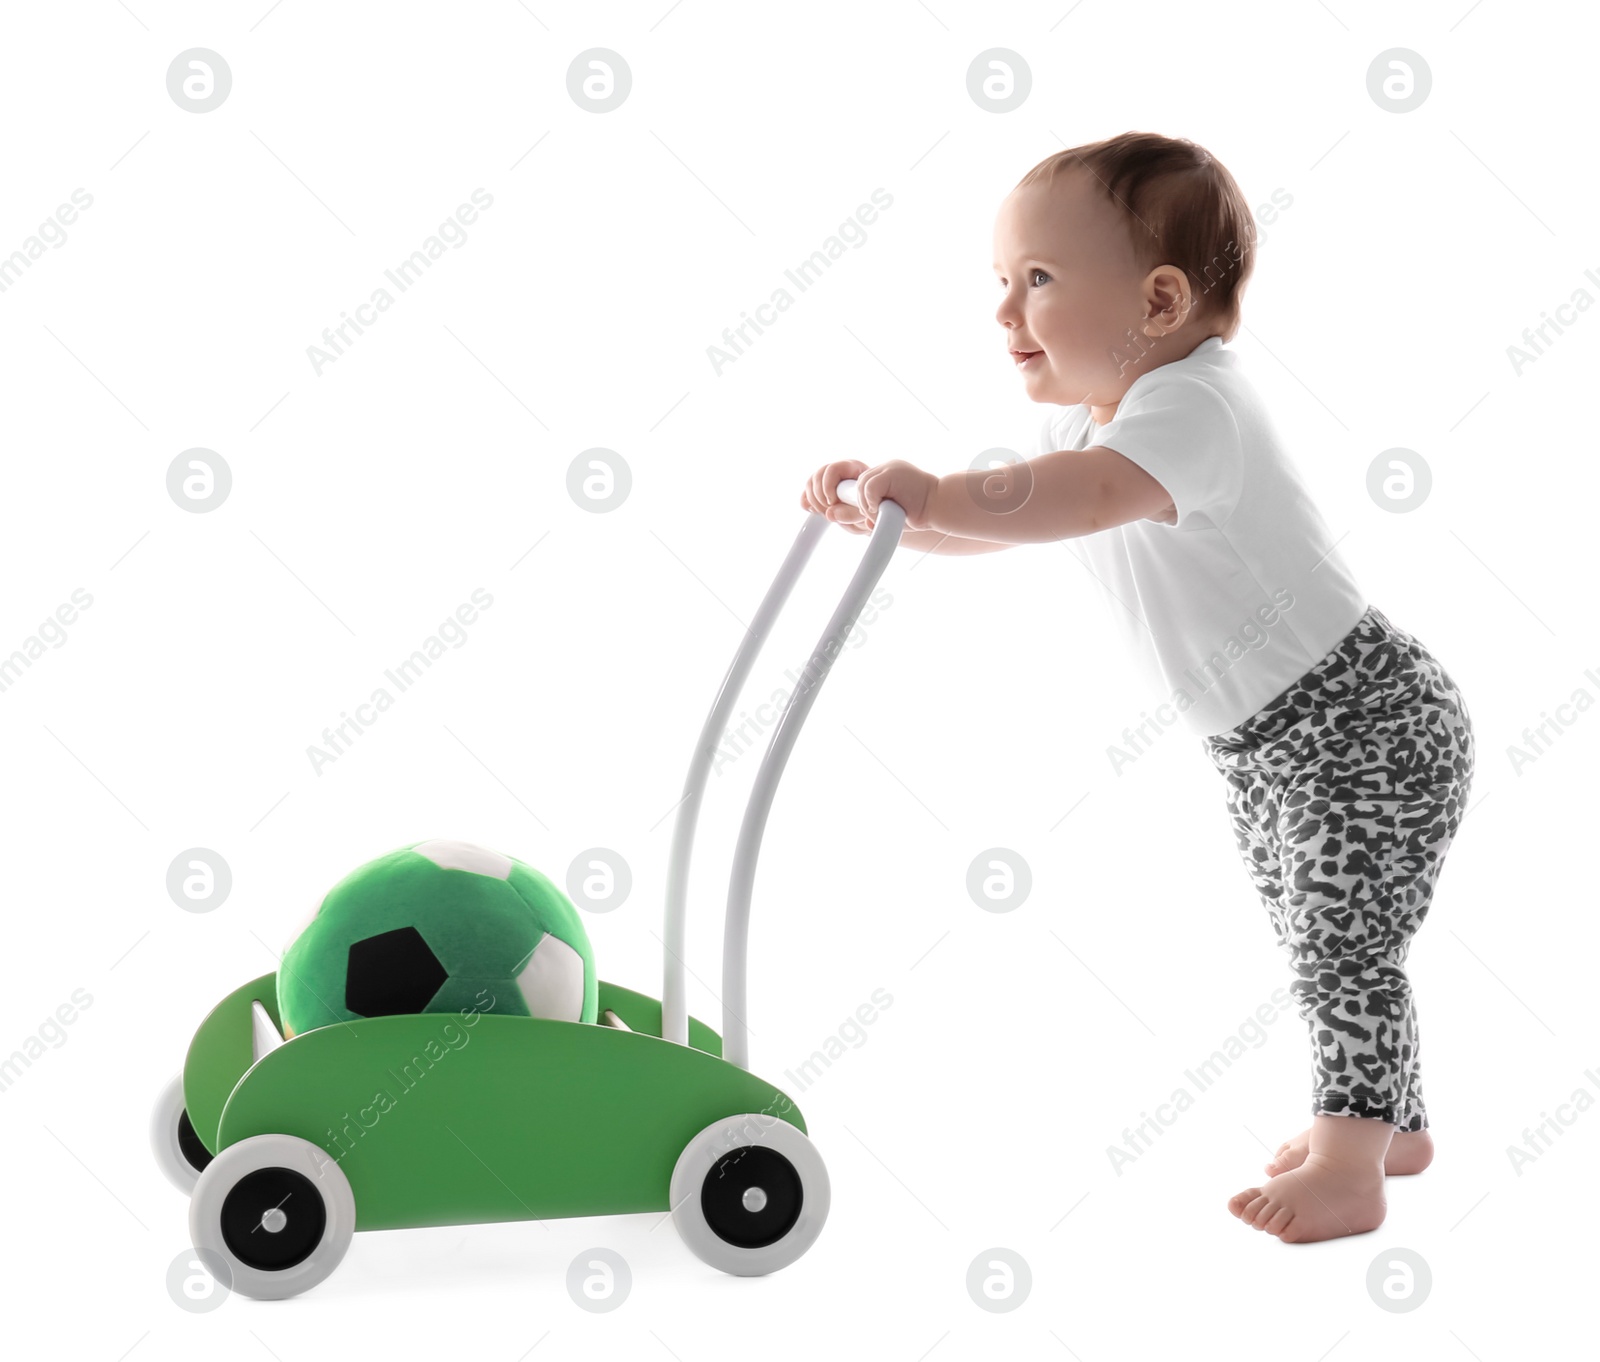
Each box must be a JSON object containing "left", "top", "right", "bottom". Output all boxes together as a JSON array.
[{"left": 278, "top": 839, "right": 598, "bottom": 1036}]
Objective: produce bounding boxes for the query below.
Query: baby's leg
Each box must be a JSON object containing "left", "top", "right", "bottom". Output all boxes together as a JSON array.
[
  {"left": 1210, "top": 751, "right": 1436, "bottom": 1177},
  {"left": 1278, "top": 669, "right": 1474, "bottom": 1127},
  {"left": 1282, "top": 789, "right": 1439, "bottom": 1128},
  {"left": 1230, "top": 650, "right": 1474, "bottom": 1240},
  {"left": 1229, "top": 762, "right": 1467, "bottom": 1240}
]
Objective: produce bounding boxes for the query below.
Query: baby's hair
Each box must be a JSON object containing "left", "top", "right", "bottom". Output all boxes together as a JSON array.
[{"left": 1016, "top": 132, "right": 1257, "bottom": 341}]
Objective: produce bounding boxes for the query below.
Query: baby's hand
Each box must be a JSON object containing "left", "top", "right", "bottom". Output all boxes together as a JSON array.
[
  {"left": 855, "top": 459, "right": 939, "bottom": 531},
  {"left": 800, "top": 459, "right": 872, "bottom": 531}
]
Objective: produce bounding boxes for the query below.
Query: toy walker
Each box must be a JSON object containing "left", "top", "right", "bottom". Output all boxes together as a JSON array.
[{"left": 151, "top": 480, "right": 905, "bottom": 1299}]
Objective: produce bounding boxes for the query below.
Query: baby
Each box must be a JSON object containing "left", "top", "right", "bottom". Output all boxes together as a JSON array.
[{"left": 800, "top": 131, "right": 1475, "bottom": 1244}]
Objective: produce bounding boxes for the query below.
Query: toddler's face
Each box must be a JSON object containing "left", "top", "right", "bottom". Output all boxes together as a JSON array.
[{"left": 993, "top": 170, "right": 1164, "bottom": 416}]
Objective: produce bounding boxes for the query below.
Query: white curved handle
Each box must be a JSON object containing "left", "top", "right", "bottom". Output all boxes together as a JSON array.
[{"left": 661, "top": 482, "right": 906, "bottom": 1067}]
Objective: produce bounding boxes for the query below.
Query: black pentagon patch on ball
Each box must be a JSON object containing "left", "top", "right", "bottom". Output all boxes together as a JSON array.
[{"left": 346, "top": 926, "right": 448, "bottom": 1017}]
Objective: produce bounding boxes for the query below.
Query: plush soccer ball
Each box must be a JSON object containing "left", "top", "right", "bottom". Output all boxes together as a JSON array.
[{"left": 277, "top": 839, "right": 598, "bottom": 1037}]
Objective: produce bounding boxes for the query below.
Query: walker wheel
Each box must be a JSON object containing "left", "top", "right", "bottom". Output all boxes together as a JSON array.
[
  {"left": 670, "top": 1114, "right": 829, "bottom": 1275},
  {"left": 150, "top": 1072, "right": 214, "bottom": 1194},
  {"left": 189, "top": 1133, "right": 356, "bottom": 1300}
]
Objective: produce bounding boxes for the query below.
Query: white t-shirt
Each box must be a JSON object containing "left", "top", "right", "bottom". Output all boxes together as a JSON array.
[{"left": 1032, "top": 335, "right": 1368, "bottom": 738}]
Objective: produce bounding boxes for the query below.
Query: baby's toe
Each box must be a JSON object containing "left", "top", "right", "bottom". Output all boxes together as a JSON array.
[
  {"left": 1228, "top": 1186, "right": 1263, "bottom": 1220},
  {"left": 1262, "top": 1204, "right": 1296, "bottom": 1238},
  {"left": 1243, "top": 1192, "right": 1274, "bottom": 1227}
]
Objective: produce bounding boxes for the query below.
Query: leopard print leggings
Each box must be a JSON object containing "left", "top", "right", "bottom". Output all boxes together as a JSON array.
[{"left": 1202, "top": 603, "right": 1475, "bottom": 1131}]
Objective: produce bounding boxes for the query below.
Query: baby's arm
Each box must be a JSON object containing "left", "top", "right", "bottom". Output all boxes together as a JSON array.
[
  {"left": 850, "top": 526, "right": 1014, "bottom": 554},
  {"left": 924, "top": 447, "right": 1174, "bottom": 543},
  {"left": 902, "top": 531, "right": 1014, "bottom": 555}
]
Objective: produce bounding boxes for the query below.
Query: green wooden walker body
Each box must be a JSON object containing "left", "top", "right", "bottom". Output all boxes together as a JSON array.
[{"left": 182, "top": 971, "right": 806, "bottom": 1232}]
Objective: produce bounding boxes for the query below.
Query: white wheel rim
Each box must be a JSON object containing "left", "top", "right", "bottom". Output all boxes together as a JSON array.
[
  {"left": 150, "top": 1072, "right": 206, "bottom": 1194},
  {"left": 670, "top": 1113, "right": 829, "bottom": 1276},
  {"left": 189, "top": 1133, "right": 356, "bottom": 1300}
]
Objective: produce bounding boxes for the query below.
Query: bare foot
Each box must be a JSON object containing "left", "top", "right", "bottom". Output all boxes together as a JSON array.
[
  {"left": 1265, "top": 1127, "right": 1433, "bottom": 1178},
  {"left": 1228, "top": 1152, "right": 1388, "bottom": 1243}
]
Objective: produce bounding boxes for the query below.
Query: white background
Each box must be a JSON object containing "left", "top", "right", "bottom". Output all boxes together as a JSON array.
[{"left": 2, "top": 1, "right": 1595, "bottom": 1358}]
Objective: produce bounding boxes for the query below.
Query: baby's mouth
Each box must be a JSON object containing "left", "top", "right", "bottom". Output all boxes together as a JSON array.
[{"left": 1011, "top": 349, "right": 1044, "bottom": 367}]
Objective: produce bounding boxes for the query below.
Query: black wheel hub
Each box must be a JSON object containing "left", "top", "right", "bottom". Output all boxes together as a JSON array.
[
  {"left": 700, "top": 1145, "right": 802, "bottom": 1248},
  {"left": 176, "top": 1107, "right": 214, "bottom": 1174},
  {"left": 220, "top": 1167, "right": 326, "bottom": 1271}
]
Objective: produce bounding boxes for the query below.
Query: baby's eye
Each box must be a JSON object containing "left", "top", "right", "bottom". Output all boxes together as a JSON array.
[{"left": 1029, "top": 268, "right": 1051, "bottom": 287}]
